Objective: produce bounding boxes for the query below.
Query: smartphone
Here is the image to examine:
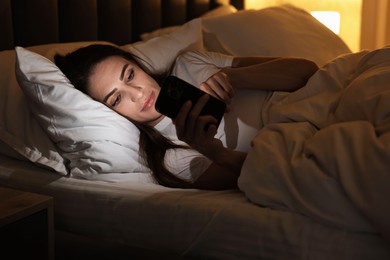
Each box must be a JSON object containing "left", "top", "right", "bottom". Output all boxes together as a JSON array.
[{"left": 155, "top": 76, "right": 226, "bottom": 126}]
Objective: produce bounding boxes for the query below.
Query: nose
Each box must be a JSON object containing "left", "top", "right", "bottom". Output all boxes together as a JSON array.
[{"left": 127, "top": 85, "right": 143, "bottom": 102}]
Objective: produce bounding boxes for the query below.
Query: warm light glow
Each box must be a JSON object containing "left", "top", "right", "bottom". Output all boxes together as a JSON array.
[
  {"left": 244, "top": 0, "right": 363, "bottom": 52},
  {"left": 310, "top": 11, "right": 340, "bottom": 34}
]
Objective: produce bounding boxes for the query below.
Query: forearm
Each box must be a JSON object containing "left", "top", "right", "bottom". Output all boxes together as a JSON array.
[
  {"left": 193, "top": 147, "right": 247, "bottom": 190},
  {"left": 193, "top": 137, "right": 247, "bottom": 176},
  {"left": 223, "top": 57, "right": 319, "bottom": 92},
  {"left": 210, "top": 147, "right": 247, "bottom": 175}
]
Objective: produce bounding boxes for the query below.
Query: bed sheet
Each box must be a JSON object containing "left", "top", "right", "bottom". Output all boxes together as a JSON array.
[{"left": 1, "top": 154, "right": 389, "bottom": 259}]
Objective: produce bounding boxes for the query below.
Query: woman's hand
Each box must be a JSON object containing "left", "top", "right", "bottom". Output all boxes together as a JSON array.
[
  {"left": 173, "top": 95, "right": 224, "bottom": 156},
  {"left": 200, "top": 71, "right": 234, "bottom": 112},
  {"left": 174, "top": 94, "right": 248, "bottom": 189}
]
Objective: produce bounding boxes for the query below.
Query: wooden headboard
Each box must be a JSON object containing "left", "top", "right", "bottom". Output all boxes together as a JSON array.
[{"left": 0, "top": 0, "right": 244, "bottom": 51}]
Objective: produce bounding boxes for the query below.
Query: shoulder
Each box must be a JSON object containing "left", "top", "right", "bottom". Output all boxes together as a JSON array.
[
  {"left": 176, "top": 51, "right": 234, "bottom": 67},
  {"left": 172, "top": 51, "right": 234, "bottom": 87}
]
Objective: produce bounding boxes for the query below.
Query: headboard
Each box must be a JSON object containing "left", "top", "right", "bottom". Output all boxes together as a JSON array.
[{"left": 0, "top": 0, "right": 244, "bottom": 51}]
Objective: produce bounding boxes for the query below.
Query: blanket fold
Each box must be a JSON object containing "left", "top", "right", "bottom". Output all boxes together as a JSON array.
[{"left": 238, "top": 46, "right": 390, "bottom": 243}]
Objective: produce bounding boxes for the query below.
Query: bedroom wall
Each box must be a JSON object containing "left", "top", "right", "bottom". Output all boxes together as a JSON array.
[
  {"left": 245, "top": 0, "right": 390, "bottom": 52},
  {"left": 360, "top": 0, "right": 390, "bottom": 51},
  {"left": 245, "top": 0, "right": 361, "bottom": 52}
]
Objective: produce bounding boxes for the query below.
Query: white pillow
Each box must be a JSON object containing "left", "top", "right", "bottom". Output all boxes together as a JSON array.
[
  {"left": 140, "top": 26, "right": 180, "bottom": 42},
  {"left": 15, "top": 47, "right": 150, "bottom": 178},
  {"left": 202, "top": 4, "right": 351, "bottom": 66},
  {"left": 200, "top": 4, "right": 238, "bottom": 18},
  {"left": 0, "top": 42, "right": 105, "bottom": 175},
  {"left": 122, "top": 18, "right": 203, "bottom": 74}
]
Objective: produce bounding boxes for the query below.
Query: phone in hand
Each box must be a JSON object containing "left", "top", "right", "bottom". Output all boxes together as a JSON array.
[{"left": 155, "top": 76, "right": 226, "bottom": 127}]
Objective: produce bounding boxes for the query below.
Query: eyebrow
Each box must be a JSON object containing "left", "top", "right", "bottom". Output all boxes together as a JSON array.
[
  {"left": 103, "top": 88, "right": 117, "bottom": 103},
  {"left": 119, "top": 63, "right": 129, "bottom": 81},
  {"left": 103, "top": 63, "right": 129, "bottom": 103}
]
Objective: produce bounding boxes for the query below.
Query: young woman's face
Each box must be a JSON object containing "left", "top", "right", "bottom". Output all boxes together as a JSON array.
[{"left": 88, "top": 56, "right": 164, "bottom": 126}]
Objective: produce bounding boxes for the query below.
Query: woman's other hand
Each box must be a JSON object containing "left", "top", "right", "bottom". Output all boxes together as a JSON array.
[{"left": 200, "top": 71, "right": 234, "bottom": 112}]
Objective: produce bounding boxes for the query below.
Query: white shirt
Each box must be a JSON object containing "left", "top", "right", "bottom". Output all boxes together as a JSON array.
[
  {"left": 154, "top": 116, "right": 212, "bottom": 182},
  {"left": 172, "top": 51, "right": 271, "bottom": 152},
  {"left": 154, "top": 51, "right": 270, "bottom": 182}
]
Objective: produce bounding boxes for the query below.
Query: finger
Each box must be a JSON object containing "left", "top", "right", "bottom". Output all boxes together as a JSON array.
[
  {"left": 207, "top": 77, "right": 227, "bottom": 100},
  {"left": 195, "top": 115, "right": 217, "bottom": 136},
  {"left": 200, "top": 83, "right": 218, "bottom": 98},
  {"left": 191, "top": 94, "right": 209, "bottom": 118},
  {"left": 206, "top": 122, "right": 218, "bottom": 137},
  {"left": 208, "top": 72, "right": 235, "bottom": 100},
  {"left": 208, "top": 72, "right": 234, "bottom": 97},
  {"left": 174, "top": 100, "right": 192, "bottom": 139},
  {"left": 184, "top": 95, "right": 209, "bottom": 139},
  {"left": 214, "top": 72, "right": 235, "bottom": 98},
  {"left": 202, "top": 80, "right": 231, "bottom": 104},
  {"left": 225, "top": 103, "right": 231, "bottom": 113}
]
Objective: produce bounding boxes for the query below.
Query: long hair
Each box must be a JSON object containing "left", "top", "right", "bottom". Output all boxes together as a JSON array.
[{"left": 54, "top": 44, "right": 191, "bottom": 188}]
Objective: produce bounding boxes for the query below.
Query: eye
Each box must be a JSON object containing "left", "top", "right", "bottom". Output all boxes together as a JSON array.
[
  {"left": 126, "top": 68, "right": 134, "bottom": 82},
  {"left": 111, "top": 94, "right": 121, "bottom": 107}
]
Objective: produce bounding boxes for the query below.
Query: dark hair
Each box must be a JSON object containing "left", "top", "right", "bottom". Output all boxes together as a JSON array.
[{"left": 54, "top": 44, "right": 191, "bottom": 188}]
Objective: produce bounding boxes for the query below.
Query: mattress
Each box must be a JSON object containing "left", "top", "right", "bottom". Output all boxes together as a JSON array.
[{"left": 1, "top": 154, "right": 389, "bottom": 259}]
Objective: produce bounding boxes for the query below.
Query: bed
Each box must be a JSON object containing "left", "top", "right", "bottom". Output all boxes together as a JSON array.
[{"left": 1, "top": 0, "right": 390, "bottom": 259}]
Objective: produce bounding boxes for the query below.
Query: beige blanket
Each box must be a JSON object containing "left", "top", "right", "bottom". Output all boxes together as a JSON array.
[{"left": 238, "top": 46, "right": 390, "bottom": 244}]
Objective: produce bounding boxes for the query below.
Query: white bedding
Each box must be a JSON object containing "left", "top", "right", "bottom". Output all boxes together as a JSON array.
[
  {"left": 1, "top": 154, "right": 389, "bottom": 259},
  {"left": 239, "top": 46, "right": 390, "bottom": 251},
  {"left": 2, "top": 4, "right": 389, "bottom": 259}
]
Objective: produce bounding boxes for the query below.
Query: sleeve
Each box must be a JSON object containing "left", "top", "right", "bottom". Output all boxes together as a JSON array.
[
  {"left": 154, "top": 114, "right": 213, "bottom": 183},
  {"left": 171, "top": 51, "right": 234, "bottom": 87},
  {"left": 164, "top": 148, "right": 212, "bottom": 183}
]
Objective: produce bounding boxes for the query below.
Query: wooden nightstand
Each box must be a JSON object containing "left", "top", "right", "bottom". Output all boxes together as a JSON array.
[{"left": 0, "top": 187, "right": 54, "bottom": 260}]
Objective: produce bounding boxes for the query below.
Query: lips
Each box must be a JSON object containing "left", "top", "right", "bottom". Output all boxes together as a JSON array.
[{"left": 141, "top": 92, "right": 155, "bottom": 111}]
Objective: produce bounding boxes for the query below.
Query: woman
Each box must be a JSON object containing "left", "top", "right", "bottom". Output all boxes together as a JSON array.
[{"left": 54, "top": 44, "right": 318, "bottom": 190}]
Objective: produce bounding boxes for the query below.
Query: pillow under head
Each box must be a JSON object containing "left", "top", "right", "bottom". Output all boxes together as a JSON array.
[{"left": 15, "top": 46, "right": 150, "bottom": 179}]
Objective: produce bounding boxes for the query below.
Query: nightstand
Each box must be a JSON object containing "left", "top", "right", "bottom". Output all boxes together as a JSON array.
[{"left": 0, "top": 187, "right": 54, "bottom": 260}]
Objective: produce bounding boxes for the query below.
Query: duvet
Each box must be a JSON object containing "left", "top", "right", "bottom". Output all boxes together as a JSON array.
[{"left": 238, "top": 46, "right": 390, "bottom": 243}]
